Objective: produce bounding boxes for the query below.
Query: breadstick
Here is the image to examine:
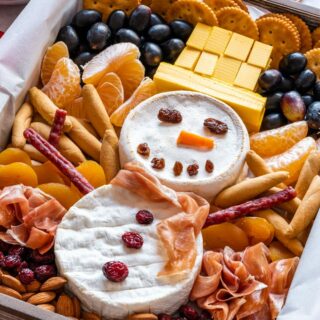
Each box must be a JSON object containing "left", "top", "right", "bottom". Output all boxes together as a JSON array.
[
  {"left": 255, "top": 209, "right": 303, "bottom": 256},
  {"left": 214, "top": 171, "right": 289, "bottom": 208},
  {"left": 295, "top": 151, "right": 320, "bottom": 199},
  {"left": 82, "top": 84, "right": 115, "bottom": 138},
  {"left": 23, "top": 144, "right": 47, "bottom": 163},
  {"left": 12, "top": 102, "right": 33, "bottom": 148},
  {"left": 77, "top": 118, "right": 99, "bottom": 138},
  {"left": 246, "top": 150, "right": 287, "bottom": 188},
  {"left": 67, "top": 116, "right": 101, "bottom": 161},
  {"left": 287, "top": 175, "right": 320, "bottom": 238},
  {"left": 30, "top": 122, "right": 86, "bottom": 165},
  {"left": 29, "top": 87, "right": 72, "bottom": 132},
  {"left": 100, "top": 129, "right": 120, "bottom": 183}
]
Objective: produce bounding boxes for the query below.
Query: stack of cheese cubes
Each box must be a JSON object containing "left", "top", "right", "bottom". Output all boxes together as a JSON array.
[{"left": 154, "top": 23, "right": 273, "bottom": 132}]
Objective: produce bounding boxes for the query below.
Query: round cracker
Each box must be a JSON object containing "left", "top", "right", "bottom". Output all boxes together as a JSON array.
[
  {"left": 150, "top": 0, "right": 178, "bottom": 19},
  {"left": 283, "top": 13, "right": 312, "bottom": 53},
  {"left": 312, "top": 26, "right": 320, "bottom": 45},
  {"left": 232, "top": 0, "right": 249, "bottom": 13},
  {"left": 216, "top": 7, "right": 259, "bottom": 40},
  {"left": 305, "top": 48, "right": 320, "bottom": 79},
  {"left": 204, "top": 0, "right": 239, "bottom": 12},
  {"left": 257, "top": 17, "right": 301, "bottom": 68},
  {"left": 168, "top": 0, "right": 218, "bottom": 26},
  {"left": 83, "top": 0, "right": 140, "bottom": 21}
]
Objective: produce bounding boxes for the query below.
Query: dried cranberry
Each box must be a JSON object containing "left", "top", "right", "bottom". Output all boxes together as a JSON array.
[
  {"left": 35, "top": 265, "right": 57, "bottom": 282},
  {"left": 205, "top": 160, "right": 214, "bottom": 173},
  {"left": 17, "top": 261, "right": 28, "bottom": 272},
  {"left": 158, "top": 314, "right": 174, "bottom": 320},
  {"left": 102, "top": 261, "right": 129, "bottom": 282},
  {"left": 0, "top": 251, "right": 5, "bottom": 267},
  {"left": 151, "top": 157, "right": 165, "bottom": 169},
  {"left": 179, "top": 305, "right": 199, "bottom": 320},
  {"left": 137, "top": 143, "right": 150, "bottom": 157},
  {"left": 199, "top": 310, "right": 211, "bottom": 320},
  {"left": 4, "top": 255, "right": 21, "bottom": 269},
  {"left": 136, "top": 210, "right": 154, "bottom": 225},
  {"left": 173, "top": 161, "right": 183, "bottom": 176},
  {"left": 31, "top": 250, "right": 55, "bottom": 265},
  {"left": 204, "top": 118, "right": 228, "bottom": 134},
  {"left": 187, "top": 163, "right": 199, "bottom": 176},
  {"left": 0, "top": 240, "right": 11, "bottom": 254},
  {"left": 8, "top": 246, "right": 26, "bottom": 257},
  {"left": 122, "top": 232, "right": 143, "bottom": 249},
  {"left": 19, "top": 268, "right": 35, "bottom": 285},
  {"left": 158, "top": 108, "right": 182, "bottom": 123}
]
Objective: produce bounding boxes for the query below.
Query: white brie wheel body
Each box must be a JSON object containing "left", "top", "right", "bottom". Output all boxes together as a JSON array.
[
  {"left": 119, "top": 91, "right": 250, "bottom": 201},
  {"left": 55, "top": 184, "right": 203, "bottom": 319}
]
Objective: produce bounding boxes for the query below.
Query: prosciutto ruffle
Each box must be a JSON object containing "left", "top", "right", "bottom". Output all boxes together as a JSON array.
[
  {"left": 111, "top": 162, "right": 210, "bottom": 277},
  {"left": 0, "top": 185, "right": 66, "bottom": 253},
  {"left": 191, "top": 243, "right": 299, "bottom": 320}
]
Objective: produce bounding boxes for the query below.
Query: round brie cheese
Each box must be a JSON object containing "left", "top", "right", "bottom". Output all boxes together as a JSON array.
[
  {"left": 55, "top": 184, "right": 203, "bottom": 319},
  {"left": 119, "top": 91, "right": 250, "bottom": 201}
]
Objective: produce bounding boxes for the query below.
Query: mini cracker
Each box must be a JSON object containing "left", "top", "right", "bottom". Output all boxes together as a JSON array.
[
  {"left": 312, "top": 26, "right": 320, "bottom": 45},
  {"left": 305, "top": 48, "right": 320, "bottom": 79},
  {"left": 215, "top": 7, "right": 259, "bottom": 40},
  {"left": 83, "top": 0, "right": 140, "bottom": 21},
  {"left": 204, "top": 0, "right": 239, "bottom": 12},
  {"left": 167, "top": 0, "right": 218, "bottom": 26},
  {"left": 283, "top": 13, "right": 312, "bottom": 53},
  {"left": 257, "top": 17, "right": 300, "bottom": 68},
  {"left": 232, "top": 0, "right": 249, "bottom": 12},
  {"left": 150, "top": 0, "right": 178, "bottom": 19}
]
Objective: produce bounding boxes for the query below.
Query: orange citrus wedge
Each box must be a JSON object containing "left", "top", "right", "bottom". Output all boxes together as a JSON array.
[
  {"left": 110, "top": 77, "right": 157, "bottom": 127},
  {"left": 264, "top": 137, "right": 316, "bottom": 185},
  {"left": 82, "top": 43, "right": 140, "bottom": 86},
  {"left": 41, "top": 41, "right": 69, "bottom": 86},
  {"left": 115, "top": 59, "right": 145, "bottom": 100},
  {"left": 250, "top": 121, "right": 308, "bottom": 157}
]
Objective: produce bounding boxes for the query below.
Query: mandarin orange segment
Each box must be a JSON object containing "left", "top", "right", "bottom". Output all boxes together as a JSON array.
[
  {"left": 269, "top": 241, "right": 295, "bottom": 261},
  {"left": 0, "top": 162, "right": 38, "bottom": 187},
  {"left": 202, "top": 222, "right": 249, "bottom": 251},
  {"left": 0, "top": 148, "right": 32, "bottom": 166},
  {"left": 64, "top": 97, "right": 86, "bottom": 118},
  {"left": 97, "top": 72, "right": 124, "bottom": 115},
  {"left": 38, "top": 183, "right": 80, "bottom": 209},
  {"left": 82, "top": 43, "right": 140, "bottom": 86},
  {"left": 42, "top": 57, "right": 81, "bottom": 108},
  {"left": 264, "top": 137, "right": 316, "bottom": 185},
  {"left": 235, "top": 217, "right": 275, "bottom": 245},
  {"left": 41, "top": 41, "right": 69, "bottom": 86},
  {"left": 250, "top": 121, "right": 308, "bottom": 157},
  {"left": 110, "top": 77, "right": 157, "bottom": 127},
  {"left": 75, "top": 160, "right": 106, "bottom": 188},
  {"left": 115, "top": 59, "right": 145, "bottom": 100},
  {"left": 32, "top": 161, "right": 66, "bottom": 185}
]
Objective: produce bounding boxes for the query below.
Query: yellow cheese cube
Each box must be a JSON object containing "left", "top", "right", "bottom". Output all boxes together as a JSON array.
[
  {"left": 224, "top": 33, "right": 254, "bottom": 61},
  {"left": 194, "top": 52, "right": 218, "bottom": 76},
  {"left": 247, "top": 41, "right": 273, "bottom": 69},
  {"left": 204, "top": 26, "right": 233, "bottom": 55},
  {"left": 175, "top": 47, "right": 201, "bottom": 70},
  {"left": 213, "top": 56, "right": 242, "bottom": 83},
  {"left": 186, "top": 23, "right": 212, "bottom": 50},
  {"left": 234, "top": 63, "right": 262, "bottom": 91}
]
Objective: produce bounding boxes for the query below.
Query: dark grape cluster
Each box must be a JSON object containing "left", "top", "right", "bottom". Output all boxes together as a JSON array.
[
  {"left": 258, "top": 52, "right": 320, "bottom": 131},
  {"left": 56, "top": 5, "right": 193, "bottom": 78}
]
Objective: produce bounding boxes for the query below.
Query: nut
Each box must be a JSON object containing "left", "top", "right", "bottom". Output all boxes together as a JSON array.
[
  {"left": 0, "top": 285, "right": 22, "bottom": 300},
  {"left": 56, "top": 293, "right": 74, "bottom": 317},
  {"left": 37, "top": 304, "right": 55, "bottom": 312},
  {"left": 26, "top": 280, "right": 41, "bottom": 292},
  {"left": 27, "top": 291, "right": 56, "bottom": 305},
  {"left": 82, "top": 311, "right": 102, "bottom": 320},
  {"left": 21, "top": 292, "right": 34, "bottom": 301},
  {"left": 40, "top": 276, "right": 67, "bottom": 291},
  {"left": 128, "top": 313, "right": 158, "bottom": 320},
  {"left": 2, "top": 274, "right": 26, "bottom": 293},
  {"left": 72, "top": 296, "right": 81, "bottom": 318}
]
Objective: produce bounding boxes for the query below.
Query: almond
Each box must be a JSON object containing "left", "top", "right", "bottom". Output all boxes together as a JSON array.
[
  {"left": 40, "top": 276, "right": 67, "bottom": 291},
  {"left": 56, "top": 293, "right": 74, "bottom": 317},
  {"left": 1, "top": 274, "right": 26, "bottom": 293},
  {"left": 0, "top": 285, "right": 22, "bottom": 300},
  {"left": 82, "top": 311, "right": 102, "bottom": 320},
  {"left": 26, "top": 280, "right": 41, "bottom": 292},
  {"left": 72, "top": 296, "right": 81, "bottom": 318},
  {"left": 21, "top": 292, "right": 34, "bottom": 301},
  {"left": 37, "top": 304, "right": 55, "bottom": 312},
  {"left": 27, "top": 291, "right": 56, "bottom": 305},
  {"left": 128, "top": 314, "right": 158, "bottom": 320}
]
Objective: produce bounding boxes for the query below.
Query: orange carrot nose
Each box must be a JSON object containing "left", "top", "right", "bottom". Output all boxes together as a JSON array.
[{"left": 177, "top": 130, "right": 215, "bottom": 150}]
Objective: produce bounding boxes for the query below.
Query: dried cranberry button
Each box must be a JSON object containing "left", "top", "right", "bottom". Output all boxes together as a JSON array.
[
  {"left": 19, "top": 268, "right": 35, "bottom": 285},
  {"left": 158, "top": 314, "right": 174, "bottom": 320},
  {"left": 31, "top": 250, "right": 55, "bottom": 264},
  {"left": 179, "top": 305, "right": 199, "bottom": 320},
  {"left": 136, "top": 210, "right": 154, "bottom": 225},
  {"left": 4, "top": 255, "right": 22, "bottom": 269},
  {"left": 8, "top": 246, "right": 26, "bottom": 257},
  {"left": 35, "top": 265, "right": 57, "bottom": 282},
  {"left": 122, "top": 232, "right": 143, "bottom": 249},
  {"left": 102, "top": 261, "right": 129, "bottom": 282}
]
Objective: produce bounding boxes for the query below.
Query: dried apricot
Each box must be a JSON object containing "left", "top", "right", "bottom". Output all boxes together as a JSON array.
[
  {"left": 269, "top": 241, "right": 295, "bottom": 261},
  {"left": 202, "top": 222, "right": 249, "bottom": 251},
  {"left": 0, "top": 162, "right": 38, "bottom": 187},
  {"left": 0, "top": 148, "right": 32, "bottom": 166},
  {"left": 32, "top": 161, "right": 67, "bottom": 185},
  {"left": 38, "top": 183, "right": 80, "bottom": 209},
  {"left": 75, "top": 160, "right": 106, "bottom": 188},
  {"left": 235, "top": 217, "right": 275, "bottom": 245}
]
